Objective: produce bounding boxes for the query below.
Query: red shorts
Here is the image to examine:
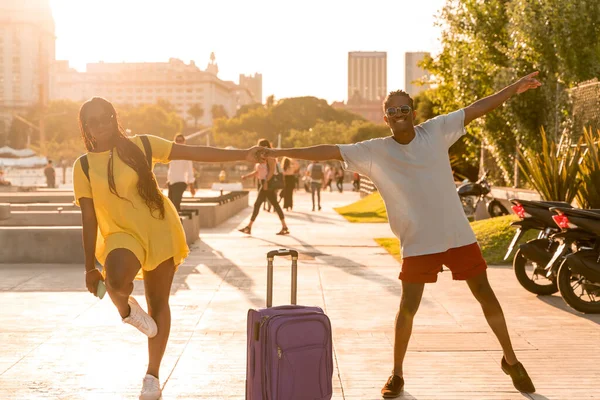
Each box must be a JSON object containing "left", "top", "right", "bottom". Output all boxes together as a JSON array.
[{"left": 399, "top": 242, "right": 487, "bottom": 283}]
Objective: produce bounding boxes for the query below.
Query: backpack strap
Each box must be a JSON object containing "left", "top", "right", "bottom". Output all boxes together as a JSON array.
[
  {"left": 80, "top": 155, "right": 90, "bottom": 181},
  {"left": 140, "top": 135, "right": 152, "bottom": 167}
]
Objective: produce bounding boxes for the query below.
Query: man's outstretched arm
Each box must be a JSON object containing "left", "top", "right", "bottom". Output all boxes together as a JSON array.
[
  {"left": 463, "top": 71, "right": 542, "bottom": 126},
  {"left": 267, "top": 145, "right": 343, "bottom": 161}
]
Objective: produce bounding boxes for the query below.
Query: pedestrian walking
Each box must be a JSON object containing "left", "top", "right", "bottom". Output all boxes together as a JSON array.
[{"left": 167, "top": 134, "right": 195, "bottom": 211}]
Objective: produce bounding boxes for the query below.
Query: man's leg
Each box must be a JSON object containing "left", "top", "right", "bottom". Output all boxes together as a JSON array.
[
  {"left": 465, "top": 271, "right": 517, "bottom": 364},
  {"left": 393, "top": 281, "right": 425, "bottom": 376}
]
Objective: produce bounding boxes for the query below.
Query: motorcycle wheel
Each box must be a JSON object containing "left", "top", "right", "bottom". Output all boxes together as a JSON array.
[
  {"left": 557, "top": 260, "right": 600, "bottom": 314},
  {"left": 513, "top": 248, "right": 558, "bottom": 295},
  {"left": 488, "top": 200, "right": 509, "bottom": 218}
]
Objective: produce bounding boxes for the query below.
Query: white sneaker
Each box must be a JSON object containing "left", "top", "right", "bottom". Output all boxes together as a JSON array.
[
  {"left": 139, "top": 374, "right": 161, "bottom": 400},
  {"left": 122, "top": 296, "right": 158, "bottom": 338}
]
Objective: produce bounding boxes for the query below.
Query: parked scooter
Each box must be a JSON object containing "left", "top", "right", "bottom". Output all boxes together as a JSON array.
[
  {"left": 549, "top": 207, "right": 600, "bottom": 314},
  {"left": 457, "top": 171, "right": 509, "bottom": 218},
  {"left": 506, "top": 199, "right": 572, "bottom": 295}
]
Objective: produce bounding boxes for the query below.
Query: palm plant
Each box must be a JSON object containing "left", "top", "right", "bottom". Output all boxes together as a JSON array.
[
  {"left": 518, "top": 127, "right": 582, "bottom": 202},
  {"left": 576, "top": 128, "right": 600, "bottom": 208}
]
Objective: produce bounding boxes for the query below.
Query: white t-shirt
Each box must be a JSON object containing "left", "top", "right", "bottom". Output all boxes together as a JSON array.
[
  {"left": 167, "top": 160, "right": 195, "bottom": 184},
  {"left": 338, "top": 109, "right": 477, "bottom": 258}
]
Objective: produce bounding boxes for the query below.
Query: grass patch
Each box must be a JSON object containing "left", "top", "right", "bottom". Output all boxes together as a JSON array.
[
  {"left": 375, "top": 215, "right": 538, "bottom": 265},
  {"left": 335, "top": 192, "right": 387, "bottom": 223},
  {"left": 375, "top": 238, "right": 402, "bottom": 263}
]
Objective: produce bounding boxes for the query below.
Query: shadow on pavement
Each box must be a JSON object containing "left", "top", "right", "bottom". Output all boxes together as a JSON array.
[
  {"left": 253, "top": 235, "right": 432, "bottom": 305},
  {"left": 537, "top": 295, "right": 600, "bottom": 326}
]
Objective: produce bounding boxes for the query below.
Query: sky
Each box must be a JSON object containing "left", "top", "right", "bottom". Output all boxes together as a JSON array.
[{"left": 49, "top": 0, "right": 447, "bottom": 103}]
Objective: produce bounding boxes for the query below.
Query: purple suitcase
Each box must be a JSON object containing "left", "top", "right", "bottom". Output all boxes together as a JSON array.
[{"left": 246, "top": 249, "right": 333, "bottom": 400}]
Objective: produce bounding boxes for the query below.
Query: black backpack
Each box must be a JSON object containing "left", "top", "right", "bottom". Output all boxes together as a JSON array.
[
  {"left": 310, "top": 163, "right": 323, "bottom": 180},
  {"left": 80, "top": 135, "right": 152, "bottom": 181}
]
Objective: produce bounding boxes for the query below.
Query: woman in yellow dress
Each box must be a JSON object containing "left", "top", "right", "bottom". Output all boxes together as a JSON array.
[{"left": 73, "top": 97, "right": 262, "bottom": 400}]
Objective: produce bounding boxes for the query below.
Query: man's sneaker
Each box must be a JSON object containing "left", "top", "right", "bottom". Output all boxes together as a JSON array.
[
  {"left": 501, "top": 357, "right": 535, "bottom": 393},
  {"left": 381, "top": 374, "right": 404, "bottom": 398},
  {"left": 139, "top": 374, "right": 161, "bottom": 400},
  {"left": 123, "top": 296, "right": 158, "bottom": 338}
]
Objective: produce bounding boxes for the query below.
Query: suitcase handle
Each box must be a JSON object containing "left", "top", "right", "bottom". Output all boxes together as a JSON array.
[{"left": 266, "top": 248, "right": 298, "bottom": 308}]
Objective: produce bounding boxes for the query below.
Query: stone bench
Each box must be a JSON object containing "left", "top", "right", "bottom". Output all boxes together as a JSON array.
[
  {"left": 0, "top": 210, "right": 82, "bottom": 226},
  {"left": 181, "top": 191, "right": 248, "bottom": 228},
  {"left": 0, "top": 226, "right": 84, "bottom": 264}
]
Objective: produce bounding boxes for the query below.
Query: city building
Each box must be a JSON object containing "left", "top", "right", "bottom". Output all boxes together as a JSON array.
[
  {"left": 239, "top": 73, "right": 262, "bottom": 104},
  {"left": 347, "top": 51, "right": 387, "bottom": 102},
  {"left": 0, "top": 0, "right": 55, "bottom": 138},
  {"left": 52, "top": 56, "right": 260, "bottom": 127},
  {"left": 404, "top": 52, "right": 431, "bottom": 96}
]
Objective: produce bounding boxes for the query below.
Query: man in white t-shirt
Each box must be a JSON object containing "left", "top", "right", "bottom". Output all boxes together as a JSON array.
[{"left": 264, "top": 72, "right": 542, "bottom": 397}]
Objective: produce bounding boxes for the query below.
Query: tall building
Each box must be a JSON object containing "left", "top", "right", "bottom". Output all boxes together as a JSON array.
[
  {"left": 0, "top": 0, "right": 55, "bottom": 138},
  {"left": 52, "top": 57, "right": 255, "bottom": 127},
  {"left": 404, "top": 52, "right": 430, "bottom": 96},
  {"left": 239, "top": 73, "right": 262, "bottom": 104},
  {"left": 347, "top": 52, "right": 387, "bottom": 102}
]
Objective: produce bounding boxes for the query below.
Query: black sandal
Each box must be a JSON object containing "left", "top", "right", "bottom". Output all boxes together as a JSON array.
[
  {"left": 239, "top": 226, "right": 252, "bottom": 235},
  {"left": 276, "top": 228, "right": 290, "bottom": 235}
]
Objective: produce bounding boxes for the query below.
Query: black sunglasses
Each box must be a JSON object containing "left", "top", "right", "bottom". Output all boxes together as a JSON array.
[
  {"left": 386, "top": 106, "right": 412, "bottom": 117},
  {"left": 86, "top": 114, "right": 114, "bottom": 129}
]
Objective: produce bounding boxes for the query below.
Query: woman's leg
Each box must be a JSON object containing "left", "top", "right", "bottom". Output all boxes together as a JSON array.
[
  {"left": 248, "top": 189, "right": 268, "bottom": 227},
  {"left": 170, "top": 182, "right": 187, "bottom": 212},
  {"left": 265, "top": 190, "right": 288, "bottom": 229},
  {"left": 104, "top": 249, "right": 142, "bottom": 318},
  {"left": 143, "top": 258, "right": 176, "bottom": 379}
]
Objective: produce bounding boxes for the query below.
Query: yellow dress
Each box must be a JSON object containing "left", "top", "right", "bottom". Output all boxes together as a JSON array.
[{"left": 72, "top": 135, "right": 189, "bottom": 279}]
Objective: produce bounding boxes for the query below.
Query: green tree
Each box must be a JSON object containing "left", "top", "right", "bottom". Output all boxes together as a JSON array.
[
  {"left": 187, "top": 104, "right": 204, "bottom": 129},
  {"left": 424, "top": 0, "right": 600, "bottom": 185},
  {"left": 212, "top": 96, "right": 364, "bottom": 147},
  {"left": 211, "top": 104, "right": 229, "bottom": 122},
  {"left": 119, "top": 102, "right": 183, "bottom": 139}
]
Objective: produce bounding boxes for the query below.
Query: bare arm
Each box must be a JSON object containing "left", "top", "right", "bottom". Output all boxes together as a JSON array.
[
  {"left": 169, "top": 143, "right": 262, "bottom": 163},
  {"left": 463, "top": 71, "right": 542, "bottom": 126},
  {"left": 268, "top": 145, "right": 343, "bottom": 162},
  {"left": 79, "top": 198, "right": 98, "bottom": 273}
]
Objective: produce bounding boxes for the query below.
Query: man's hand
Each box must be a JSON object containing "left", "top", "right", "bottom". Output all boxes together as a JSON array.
[{"left": 513, "top": 71, "right": 542, "bottom": 94}]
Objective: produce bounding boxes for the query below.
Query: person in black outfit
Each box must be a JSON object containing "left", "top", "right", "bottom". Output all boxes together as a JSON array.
[{"left": 238, "top": 139, "right": 289, "bottom": 235}]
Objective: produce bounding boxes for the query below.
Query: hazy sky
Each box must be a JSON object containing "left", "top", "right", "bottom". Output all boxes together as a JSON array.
[{"left": 49, "top": 0, "right": 447, "bottom": 103}]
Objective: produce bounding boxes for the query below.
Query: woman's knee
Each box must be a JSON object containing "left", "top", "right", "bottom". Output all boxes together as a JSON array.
[{"left": 105, "top": 272, "right": 132, "bottom": 293}]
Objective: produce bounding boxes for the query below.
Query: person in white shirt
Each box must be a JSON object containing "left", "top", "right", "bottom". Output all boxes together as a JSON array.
[
  {"left": 167, "top": 134, "right": 195, "bottom": 211},
  {"left": 263, "top": 72, "right": 542, "bottom": 397}
]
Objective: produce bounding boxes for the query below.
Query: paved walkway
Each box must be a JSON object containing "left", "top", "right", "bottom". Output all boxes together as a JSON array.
[{"left": 0, "top": 191, "right": 599, "bottom": 399}]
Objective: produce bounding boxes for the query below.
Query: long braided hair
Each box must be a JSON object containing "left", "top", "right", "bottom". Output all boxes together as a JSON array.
[{"left": 78, "top": 97, "right": 165, "bottom": 219}]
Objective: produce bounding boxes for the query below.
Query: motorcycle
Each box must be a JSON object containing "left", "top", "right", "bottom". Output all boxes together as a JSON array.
[
  {"left": 549, "top": 207, "right": 600, "bottom": 314},
  {"left": 457, "top": 171, "right": 509, "bottom": 218},
  {"left": 505, "top": 199, "right": 573, "bottom": 295}
]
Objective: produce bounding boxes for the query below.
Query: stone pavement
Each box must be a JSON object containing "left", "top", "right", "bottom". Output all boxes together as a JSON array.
[{"left": 0, "top": 190, "right": 599, "bottom": 400}]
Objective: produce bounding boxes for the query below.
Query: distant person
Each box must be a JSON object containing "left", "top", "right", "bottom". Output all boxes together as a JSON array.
[
  {"left": 238, "top": 138, "right": 289, "bottom": 235},
  {"left": 306, "top": 160, "right": 323, "bottom": 211},
  {"left": 44, "top": 160, "right": 56, "bottom": 188},
  {"left": 323, "top": 164, "right": 334, "bottom": 192},
  {"left": 73, "top": 97, "right": 263, "bottom": 400},
  {"left": 167, "top": 134, "right": 195, "bottom": 211},
  {"left": 263, "top": 72, "right": 541, "bottom": 397},
  {"left": 281, "top": 157, "right": 298, "bottom": 211},
  {"left": 352, "top": 172, "right": 361, "bottom": 192},
  {"left": 0, "top": 170, "right": 11, "bottom": 186},
  {"left": 335, "top": 167, "right": 344, "bottom": 193}
]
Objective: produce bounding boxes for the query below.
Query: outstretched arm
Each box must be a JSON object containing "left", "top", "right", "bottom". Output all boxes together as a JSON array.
[
  {"left": 267, "top": 145, "right": 343, "bottom": 162},
  {"left": 169, "top": 144, "right": 263, "bottom": 163},
  {"left": 463, "top": 71, "right": 542, "bottom": 126}
]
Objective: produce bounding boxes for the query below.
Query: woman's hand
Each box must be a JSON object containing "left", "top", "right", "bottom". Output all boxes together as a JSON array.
[{"left": 85, "top": 269, "right": 104, "bottom": 297}]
